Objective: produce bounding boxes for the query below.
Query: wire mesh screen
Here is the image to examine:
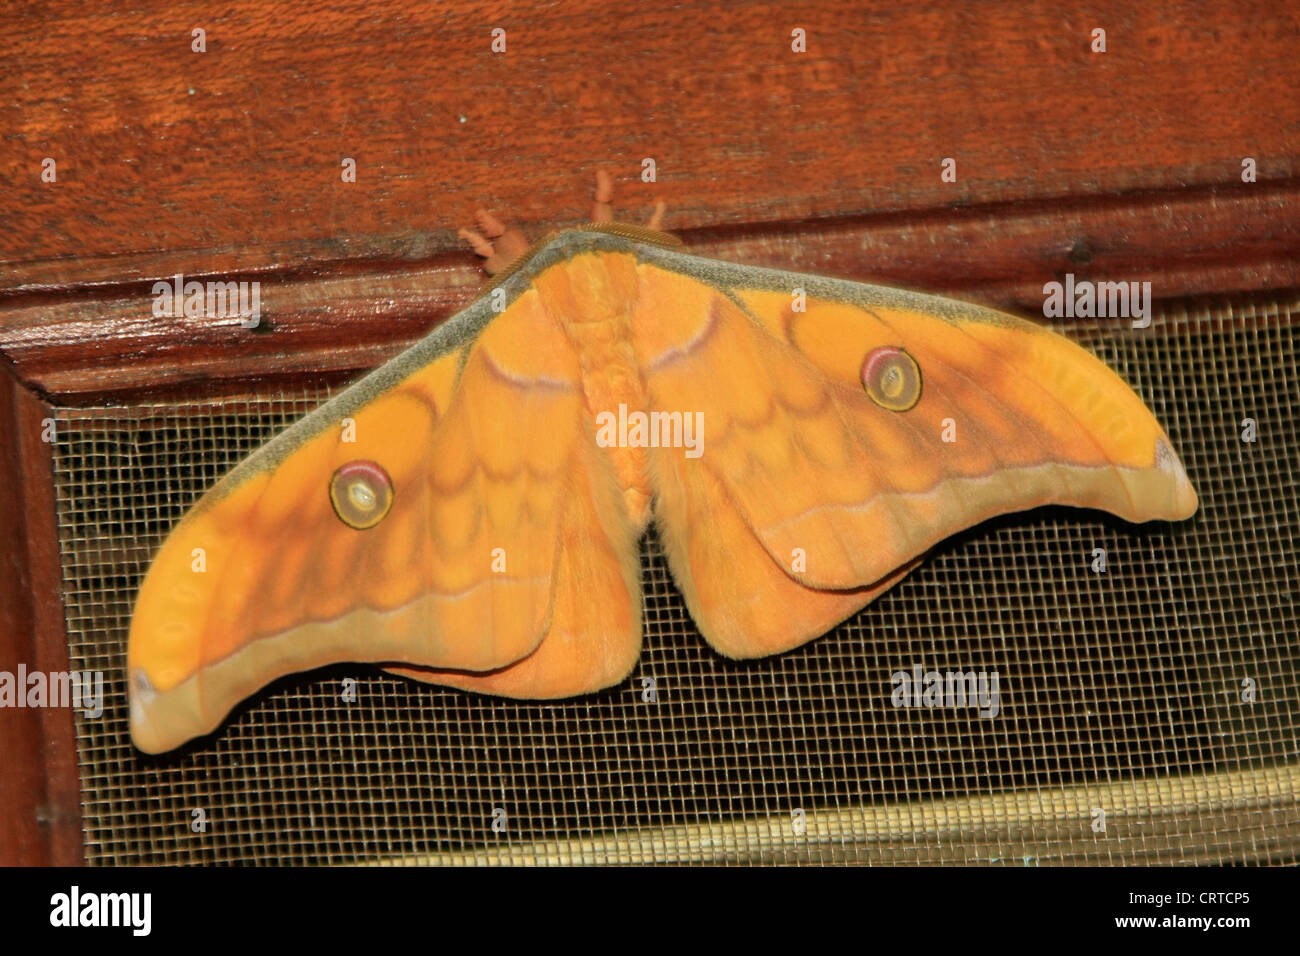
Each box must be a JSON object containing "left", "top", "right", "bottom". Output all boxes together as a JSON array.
[{"left": 52, "top": 296, "right": 1300, "bottom": 865}]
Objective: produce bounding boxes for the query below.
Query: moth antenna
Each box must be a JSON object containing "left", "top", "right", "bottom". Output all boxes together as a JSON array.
[
  {"left": 646, "top": 200, "right": 666, "bottom": 231},
  {"left": 591, "top": 169, "right": 615, "bottom": 222}
]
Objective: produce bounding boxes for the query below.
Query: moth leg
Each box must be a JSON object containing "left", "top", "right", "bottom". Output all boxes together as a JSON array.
[
  {"left": 457, "top": 209, "right": 529, "bottom": 275},
  {"left": 646, "top": 199, "right": 666, "bottom": 231},
  {"left": 591, "top": 169, "right": 666, "bottom": 229},
  {"left": 591, "top": 169, "right": 615, "bottom": 222}
]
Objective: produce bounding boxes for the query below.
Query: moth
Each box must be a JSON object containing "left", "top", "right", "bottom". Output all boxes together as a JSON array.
[{"left": 128, "top": 176, "right": 1198, "bottom": 753}]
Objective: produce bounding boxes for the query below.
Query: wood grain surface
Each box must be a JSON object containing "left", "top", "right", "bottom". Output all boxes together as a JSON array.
[
  {"left": 2, "top": 2, "right": 1297, "bottom": 333},
  {"left": 0, "top": 373, "right": 82, "bottom": 865}
]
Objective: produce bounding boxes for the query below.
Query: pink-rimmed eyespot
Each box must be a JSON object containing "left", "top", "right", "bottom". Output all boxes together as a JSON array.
[
  {"left": 329, "top": 460, "right": 394, "bottom": 530},
  {"left": 860, "top": 346, "right": 922, "bottom": 412}
]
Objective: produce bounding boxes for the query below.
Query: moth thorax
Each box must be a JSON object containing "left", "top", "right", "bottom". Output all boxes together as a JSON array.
[{"left": 555, "top": 252, "right": 640, "bottom": 326}]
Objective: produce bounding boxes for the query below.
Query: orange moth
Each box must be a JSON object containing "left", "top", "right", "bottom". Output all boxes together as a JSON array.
[{"left": 127, "top": 177, "right": 1198, "bottom": 753}]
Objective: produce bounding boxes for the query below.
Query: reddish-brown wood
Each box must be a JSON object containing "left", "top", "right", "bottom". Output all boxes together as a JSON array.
[
  {"left": 0, "top": 371, "right": 83, "bottom": 865},
  {"left": 2, "top": 1, "right": 1297, "bottom": 291}
]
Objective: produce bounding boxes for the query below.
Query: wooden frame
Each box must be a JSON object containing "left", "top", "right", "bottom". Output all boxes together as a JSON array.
[
  {"left": 0, "top": 374, "right": 82, "bottom": 864},
  {"left": 2, "top": 0, "right": 1296, "bottom": 866}
]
